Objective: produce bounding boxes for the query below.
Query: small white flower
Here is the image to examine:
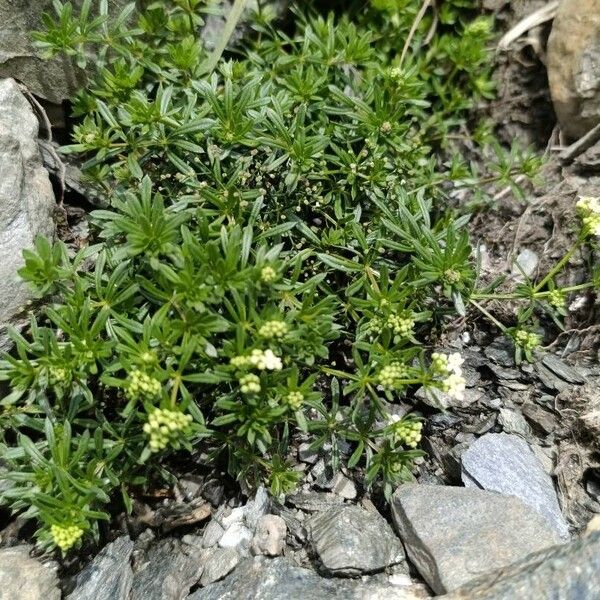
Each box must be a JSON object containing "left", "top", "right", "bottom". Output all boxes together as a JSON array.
[
  {"left": 262, "top": 349, "right": 282, "bottom": 370},
  {"left": 447, "top": 352, "right": 464, "bottom": 375},
  {"left": 442, "top": 373, "right": 466, "bottom": 401}
]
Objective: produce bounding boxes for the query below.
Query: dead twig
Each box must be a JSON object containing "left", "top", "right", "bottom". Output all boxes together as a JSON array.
[
  {"left": 559, "top": 123, "right": 600, "bottom": 164},
  {"left": 399, "top": 0, "right": 432, "bottom": 69},
  {"left": 18, "top": 82, "right": 66, "bottom": 206},
  {"left": 497, "top": 1, "right": 559, "bottom": 51}
]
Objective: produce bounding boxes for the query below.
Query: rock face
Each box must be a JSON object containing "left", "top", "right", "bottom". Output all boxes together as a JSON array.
[
  {"left": 0, "top": 546, "right": 60, "bottom": 600},
  {"left": 130, "top": 538, "right": 203, "bottom": 600},
  {"left": 308, "top": 504, "right": 405, "bottom": 575},
  {"left": 391, "top": 484, "right": 562, "bottom": 594},
  {"left": 461, "top": 433, "right": 570, "bottom": 540},
  {"left": 442, "top": 531, "right": 600, "bottom": 600},
  {"left": 189, "top": 556, "right": 427, "bottom": 600},
  {"left": 547, "top": 0, "right": 600, "bottom": 139},
  {"left": 66, "top": 536, "right": 134, "bottom": 600},
  {"left": 0, "top": 0, "right": 128, "bottom": 103},
  {"left": 0, "top": 78, "right": 55, "bottom": 334}
]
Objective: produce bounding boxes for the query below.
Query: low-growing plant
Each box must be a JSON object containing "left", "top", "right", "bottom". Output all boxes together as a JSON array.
[{"left": 0, "top": 0, "right": 594, "bottom": 553}]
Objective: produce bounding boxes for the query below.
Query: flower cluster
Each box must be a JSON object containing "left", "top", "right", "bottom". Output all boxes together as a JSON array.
[
  {"left": 260, "top": 266, "right": 277, "bottom": 283},
  {"left": 514, "top": 329, "right": 541, "bottom": 352},
  {"left": 388, "top": 415, "right": 423, "bottom": 448},
  {"left": 378, "top": 361, "right": 408, "bottom": 389},
  {"left": 431, "top": 352, "right": 466, "bottom": 401},
  {"left": 576, "top": 196, "right": 600, "bottom": 237},
  {"left": 50, "top": 523, "right": 84, "bottom": 551},
  {"left": 387, "top": 313, "right": 415, "bottom": 337},
  {"left": 48, "top": 366, "right": 69, "bottom": 386},
  {"left": 126, "top": 369, "right": 161, "bottom": 400},
  {"left": 547, "top": 289, "right": 566, "bottom": 309},
  {"left": 285, "top": 390, "right": 304, "bottom": 410},
  {"left": 231, "top": 349, "right": 283, "bottom": 371},
  {"left": 240, "top": 373, "right": 261, "bottom": 394},
  {"left": 143, "top": 408, "right": 193, "bottom": 452},
  {"left": 258, "top": 320, "right": 288, "bottom": 339}
]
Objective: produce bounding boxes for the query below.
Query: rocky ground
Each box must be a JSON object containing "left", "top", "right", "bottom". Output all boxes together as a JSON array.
[{"left": 1, "top": 0, "right": 600, "bottom": 599}]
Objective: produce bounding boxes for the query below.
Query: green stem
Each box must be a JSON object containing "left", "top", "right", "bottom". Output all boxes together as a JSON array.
[
  {"left": 532, "top": 239, "right": 583, "bottom": 293},
  {"left": 469, "top": 298, "right": 508, "bottom": 333}
]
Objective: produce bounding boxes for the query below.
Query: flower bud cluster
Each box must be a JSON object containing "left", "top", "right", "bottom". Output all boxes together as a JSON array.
[
  {"left": 378, "top": 361, "right": 408, "bottom": 389},
  {"left": 48, "top": 366, "right": 69, "bottom": 386},
  {"left": 387, "top": 313, "right": 415, "bottom": 337},
  {"left": 261, "top": 266, "right": 277, "bottom": 283},
  {"left": 127, "top": 369, "right": 161, "bottom": 400},
  {"left": 258, "top": 320, "right": 288, "bottom": 339},
  {"left": 240, "top": 373, "right": 261, "bottom": 394},
  {"left": 286, "top": 390, "right": 304, "bottom": 410},
  {"left": 547, "top": 289, "right": 566, "bottom": 309},
  {"left": 143, "top": 408, "right": 193, "bottom": 452},
  {"left": 514, "top": 329, "right": 541, "bottom": 351},
  {"left": 51, "top": 523, "right": 84, "bottom": 552},
  {"left": 431, "top": 352, "right": 466, "bottom": 401},
  {"left": 388, "top": 415, "right": 423, "bottom": 448}
]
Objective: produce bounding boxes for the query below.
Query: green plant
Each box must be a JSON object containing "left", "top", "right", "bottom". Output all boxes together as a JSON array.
[{"left": 1, "top": 0, "right": 590, "bottom": 553}]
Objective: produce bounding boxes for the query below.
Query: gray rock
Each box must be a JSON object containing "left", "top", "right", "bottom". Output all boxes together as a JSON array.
[
  {"left": 331, "top": 472, "right": 357, "bottom": 499},
  {"left": 442, "top": 531, "right": 600, "bottom": 600},
  {"left": 219, "top": 522, "right": 253, "bottom": 551},
  {"left": 200, "top": 547, "right": 239, "bottom": 586},
  {"left": 521, "top": 403, "right": 558, "bottom": 434},
  {"left": 511, "top": 249, "right": 538, "bottom": 279},
  {"left": 461, "top": 433, "right": 570, "bottom": 540},
  {"left": 244, "top": 486, "right": 270, "bottom": 530},
  {"left": 547, "top": 0, "right": 600, "bottom": 139},
  {"left": 0, "top": 1, "right": 129, "bottom": 104},
  {"left": 0, "top": 78, "right": 55, "bottom": 328},
  {"left": 0, "top": 546, "right": 60, "bottom": 600},
  {"left": 298, "top": 442, "right": 319, "bottom": 464},
  {"left": 497, "top": 408, "right": 531, "bottom": 437},
  {"left": 308, "top": 504, "right": 404, "bottom": 575},
  {"left": 541, "top": 354, "right": 586, "bottom": 384},
  {"left": 287, "top": 491, "right": 345, "bottom": 513},
  {"left": 251, "top": 514, "right": 286, "bottom": 556},
  {"left": 66, "top": 536, "right": 133, "bottom": 600},
  {"left": 391, "top": 484, "right": 561, "bottom": 594},
  {"left": 201, "top": 517, "right": 225, "bottom": 548},
  {"left": 189, "top": 556, "right": 427, "bottom": 600},
  {"left": 130, "top": 538, "right": 203, "bottom": 600}
]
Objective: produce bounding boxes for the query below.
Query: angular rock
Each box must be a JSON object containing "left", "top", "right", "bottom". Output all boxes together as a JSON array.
[
  {"left": 547, "top": 0, "right": 600, "bottom": 140},
  {"left": 391, "top": 484, "right": 561, "bottom": 594},
  {"left": 189, "top": 556, "right": 427, "bottom": 600},
  {"left": 0, "top": 78, "right": 55, "bottom": 333},
  {"left": 497, "top": 408, "right": 531, "bottom": 437},
  {"left": 0, "top": 546, "right": 60, "bottom": 600},
  {"left": 541, "top": 354, "right": 586, "bottom": 384},
  {"left": 0, "top": 1, "right": 128, "bottom": 104},
  {"left": 66, "top": 536, "right": 133, "bottom": 600},
  {"left": 200, "top": 547, "right": 239, "bottom": 586},
  {"left": 308, "top": 504, "right": 404, "bottom": 575},
  {"left": 442, "top": 531, "right": 600, "bottom": 600},
  {"left": 243, "top": 486, "right": 270, "bottom": 530},
  {"left": 251, "top": 514, "right": 286, "bottom": 556},
  {"left": 461, "top": 433, "right": 570, "bottom": 539},
  {"left": 219, "top": 522, "right": 253, "bottom": 551},
  {"left": 511, "top": 249, "right": 538, "bottom": 279},
  {"left": 130, "top": 538, "right": 203, "bottom": 600}
]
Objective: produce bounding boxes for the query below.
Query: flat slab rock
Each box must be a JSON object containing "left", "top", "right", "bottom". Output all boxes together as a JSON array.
[
  {"left": 442, "top": 531, "right": 600, "bottom": 600},
  {"left": 461, "top": 433, "right": 570, "bottom": 539},
  {"left": 391, "top": 484, "right": 562, "bottom": 594},
  {"left": 0, "top": 77, "right": 55, "bottom": 344},
  {"left": 189, "top": 556, "right": 428, "bottom": 600},
  {"left": 308, "top": 504, "right": 405, "bottom": 575},
  {"left": 0, "top": 546, "right": 60, "bottom": 600},
  {"left": 66, "top": 536, "right": 133, "bottom": 600}
]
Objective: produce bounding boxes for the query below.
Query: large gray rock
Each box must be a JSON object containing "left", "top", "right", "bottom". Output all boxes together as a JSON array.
[
  {"left": 0, "top": 545, "right": 60, "bottom": 600},
  {"left": 308, "top": 504, "right": 405, "bottom": 575},
  {"left": 442, "top": 531, "right": 600, "bottom": 600},
  {"left": 189, "top": 556, "right": 428, "bottom": 600},
  {"left": 130, "top": 538, "right": 203, "bottom": 600},
  {"left": 391, "top": 484, "right": 562, "bottom": 594},
  {"left": 547, "top": 0, "right": 600, "bottom": 140},
  {"left": 66, "top": 536, "right": 134, "bottom": 600},
  {"left": 0, "top": 0, "right": 127, "bottom": 103},
  {"left": 0, "top": 78, "right": 55, "bottom": 334},
  {"left": 461, "top": 433, "right": 570, "bottom": 539}
]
